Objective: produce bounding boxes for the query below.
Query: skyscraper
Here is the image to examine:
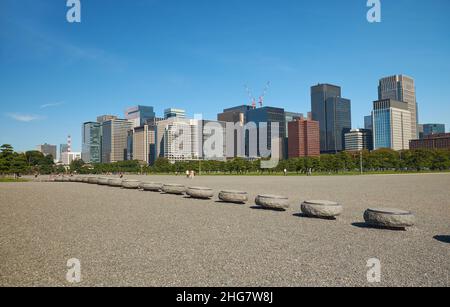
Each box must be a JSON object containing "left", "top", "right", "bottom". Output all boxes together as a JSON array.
[
  {"left": 311, "top": 84, "right": 352, "bottom": 153},
  {"left": 155, "top": 118, "right": 199, "bottom": 163},
  {"left": 164, "top": 108, "right": 186, "bottom": 119},
  {"left": 101, "top": 119, "right": 133, "bottom": 163},
  {"left": 217, "top": 105, "right": 251, "bottom": 125},
  {"left": 36, "top": 143, "right": 57, "bottom": 160},
  {"left": 217, "top": 105, "right": 252, "bottom": 158},
  {"left": 59, "top": 144, "right": 69, "bottom": 161},
  {"left": 246, "top": 106, "right": 286, "bottom": 159},
  {"left": 125, "top": 105, "right": 156, "bottom": 128},
  {"left": 130, "top": 125, "right": 156, "bottom": 164},
  {"left": 288, "top": 117, "right": 320, "bottom": 158},
  {"left": 364, "top": 115, "right": 373, "bottom": 131},
  {"left": 96, "top": 115, "right": 118, "bottom": 123},
  {"left": 82, "top": 122, "right": 102, "bottom": 163},
  {"left": 378, "top": 75, "right": 418, "bottom": 139},
  {"left": 200, "top": 120, "right": 227, "bottom": 161},
  {"left": 373, "top": 99, "right": 411, "bottom": 151}
]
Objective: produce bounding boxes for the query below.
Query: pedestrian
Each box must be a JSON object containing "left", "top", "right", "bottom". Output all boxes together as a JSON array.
[
  {"left": 284, "top": 168, "right": 287, "bottom": 176},
  {"left": 186, "top": 170, "right": 190, "bottom": 178}
]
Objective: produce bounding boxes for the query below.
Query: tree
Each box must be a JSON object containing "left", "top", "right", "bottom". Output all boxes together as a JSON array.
[
  {"left": 10, "top": 154, "right": 29, "bottom": 176},
  {"left": 0, "top": 144, "right": 14, "bottom": 158},
  {"left": 70, "top": 159, "right": 85, "bottom": 174},
  {"left": 431, "top": 150, "right": 450, "bottom": 170},
  {"left": 25, "top": 151, "right": 45, "bottom": 166},
  {"left": 0, "top": 158, "right": 10, "bottom": 174},
  {"left": 154, "top": 158, "right": 173, "bottom": 173}
]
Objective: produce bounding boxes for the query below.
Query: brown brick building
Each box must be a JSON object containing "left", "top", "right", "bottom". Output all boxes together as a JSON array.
[
  {"left": 288, "top": 118, "right": 320, "bottom": 158},
  {"left": 409, "top": 133, "right": 450, "bottom": 150}
]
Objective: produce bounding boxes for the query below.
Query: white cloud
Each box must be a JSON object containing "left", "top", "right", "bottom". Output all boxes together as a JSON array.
[
  {"left": 40, "top": 102, "right": 64, "bottom": 109},
  {"left": 6, "top": 113, "right": 44, "bottom": 122}
]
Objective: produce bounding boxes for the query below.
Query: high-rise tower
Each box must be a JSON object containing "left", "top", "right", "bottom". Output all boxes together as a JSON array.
[{"left": 378, "top": 75, "right": 418, "bottom": 140}]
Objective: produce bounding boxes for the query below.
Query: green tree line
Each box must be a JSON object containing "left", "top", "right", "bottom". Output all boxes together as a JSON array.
[
  {"left": 2, "top": 144, "right": 449, "bottom": 176},
  {"left": 70, "top": 148, "right": 450, "bottom": 175},
  {"left": 0, "top": 144, "right": 64, "bottom": 176}
]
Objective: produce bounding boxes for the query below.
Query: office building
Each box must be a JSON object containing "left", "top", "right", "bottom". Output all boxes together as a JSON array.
[
  {"left": 200, "top": 120, "right": 227, "bottom": 161},
  {"left": 82, "top": 122, "right": 102, "bottom": 164},
  {"left": 373, "top": 99, "right": 411, "bottom": 151},
  {"left": 59, "top": 144, "right": 69, "bottom": 161},
  {"left": 311, "top": 84, "right": 352, "bottom": 153},
  {"left": 217, "top": 106, "right": 252, "bottom": 158},
  {"left": 125, "top": 105, "right": 156, "bottom": 128},
  {"left": 36, "top": 143, "right": 57, "bottom": 160},
  {"left": 217, "top": 105, "right": 252, "bottom": 125},
  {"left": 97, "top": 115, "right": 118, "bottom": 123},
  {"left": 246, "top": 106, "right": 286, "bottom": 159},
  {"left": 61, "top": 152, "right": 81, "bottom": 165},
  {"left": 418, "top": 124, "right": 424, "bottom": 139},
  {"left": 217, "top": 105, "right": 287, "bottom": 159},
  {"left": 378, "top": 75, "right": 418, "bottom": 139},
  {"left": 285, "top": 111, "right": 304, "bottom": 138},
  {"left": 344, "top": 129, "right": 373, "bottom": 151},
  {"left": 129, "top": 125, "right": 156, "bottom": 164},
  {"left": 284, "top": 111, "right": 304, "bottom": 159},
  {"left": 101, "top": 118, "right": 133, "bottom": 163},
  {"left": 155, "top": 118, "right": 199, "bottom": 163},
  {"left": 410, "top": 133, "right": 450, "bottom": 150},
  {"left": 364, "top": 115, "right": 373, "bottom": 131},
  {"left": 423, "top": 124, "right": 446, "bottom": 137},
  {"left": 164, "top": 108, "right": 186, "bottom": 119},
  {"left": 288, "top": 117, "right": 320, "bottom": 158},
  {"left": 285, "top": 111, "right": 304, "bottom": 137}
]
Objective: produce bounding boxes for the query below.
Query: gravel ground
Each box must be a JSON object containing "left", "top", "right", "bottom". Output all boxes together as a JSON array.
[{"left": 0, "top": 173, "right": 449, "bottom": 287}]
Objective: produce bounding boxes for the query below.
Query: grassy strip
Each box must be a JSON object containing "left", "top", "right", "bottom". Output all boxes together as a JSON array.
[{"left": 0, "top": 177, "right": 29, "bottom": 182}]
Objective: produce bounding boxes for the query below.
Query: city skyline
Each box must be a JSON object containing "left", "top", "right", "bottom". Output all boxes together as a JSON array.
[{"left": 1, "top": 0, "right": 450, "bottom": 152}]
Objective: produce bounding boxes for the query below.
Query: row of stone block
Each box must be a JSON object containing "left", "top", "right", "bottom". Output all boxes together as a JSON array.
[{"left": 55, "top": 176, "right": 416, "bottom": 230}]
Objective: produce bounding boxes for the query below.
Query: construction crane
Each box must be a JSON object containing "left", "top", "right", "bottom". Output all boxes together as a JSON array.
[
  {"left": 245, "top": 81, "right": 271, "bottom": 109},
  {"left": 245, "top": 84, "right": 257, "bottom": 109},
  {"left": 258, "top": 81, "right": 271, "bottom": 108}
]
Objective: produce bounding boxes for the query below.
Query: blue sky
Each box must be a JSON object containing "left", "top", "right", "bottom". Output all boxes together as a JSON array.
[{"left": 1, "top": 0, "right": 449, "bottom": 152}]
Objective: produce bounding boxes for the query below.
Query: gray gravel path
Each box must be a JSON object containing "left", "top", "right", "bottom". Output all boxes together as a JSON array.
[{"left": 1, "top": 174, "right": 449, "bottom": 287}]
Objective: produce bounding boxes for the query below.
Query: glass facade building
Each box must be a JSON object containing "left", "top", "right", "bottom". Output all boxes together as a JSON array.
[
  {"left": 164, "top": 108, "right": 186, "bottom": 119},
  {"left": 364, "top": 115, "right": 373, "bottom": 131},
  {"left": 246, "top": 106, "right": 286, "bottom": 159},
  {"left": 82, "top": 122, "right": 102, "bottom": 163},
  {"left": 125, "top": 105, "right": 155, "bottom": 128},
  {"left": 101, "top": 119, "right": 133, "bottom": 163},
  {"left": 378, "top": 75, "right": 418, "bottom": 139},
  {"left": 311, "top": 84, "right": 352, "bottom": 153},
  {"left": 423, "top": 124, "right": 445, "bottom": 137},
  {"left": 373, "top": 99, "right": 411, "bottom": 151}
]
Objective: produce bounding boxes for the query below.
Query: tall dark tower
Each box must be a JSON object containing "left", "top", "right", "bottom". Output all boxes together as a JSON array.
[{"left": 311, "top": 84, "right": 352, "bottom": 153}]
